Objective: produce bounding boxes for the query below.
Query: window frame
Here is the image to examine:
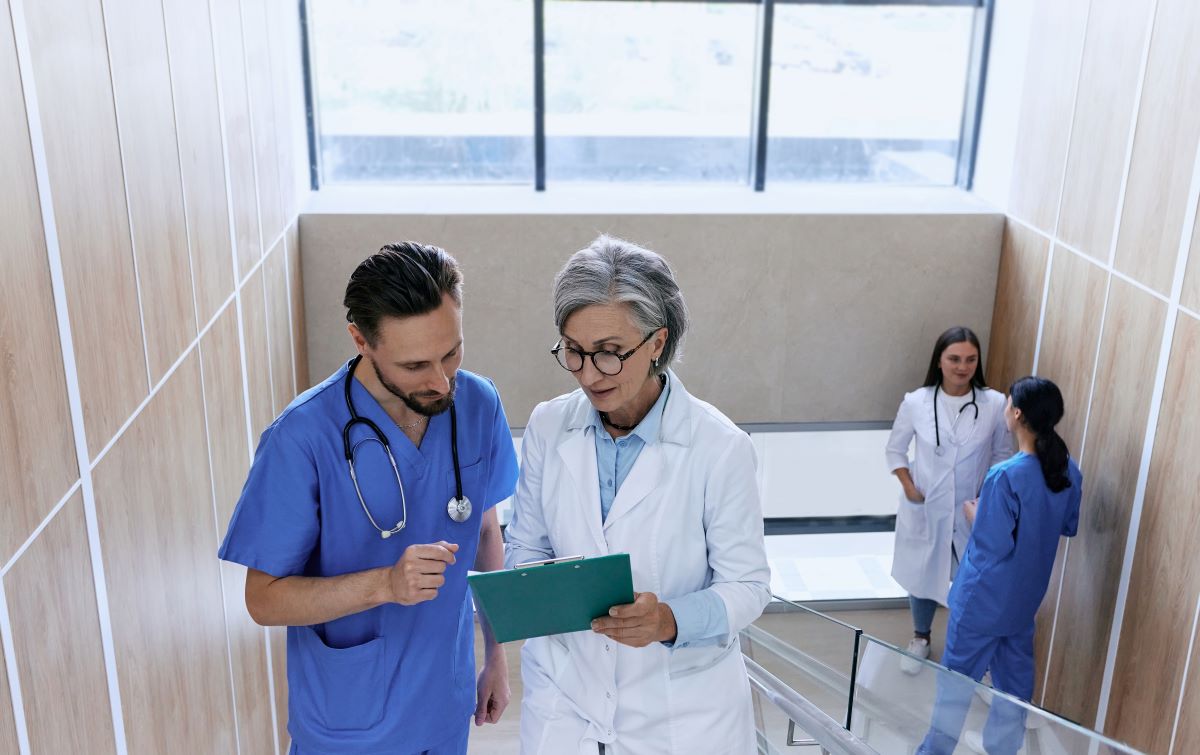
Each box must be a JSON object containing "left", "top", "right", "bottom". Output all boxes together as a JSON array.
[{"left": 300, "top": 0, "right": 993, "bottom": 191}]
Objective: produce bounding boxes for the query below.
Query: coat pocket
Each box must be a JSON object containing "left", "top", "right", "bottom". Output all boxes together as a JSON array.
[
  {"left": 896, "top": 495, "right": 931, "bottom": 542},
  {"left": 296, "top": 626, "right": 388, "bottom": 732}
]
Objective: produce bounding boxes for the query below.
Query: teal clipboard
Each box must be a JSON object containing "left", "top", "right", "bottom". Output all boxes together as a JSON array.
[{"left": 468, "top": 553, "right": 635, "bottom": 643}]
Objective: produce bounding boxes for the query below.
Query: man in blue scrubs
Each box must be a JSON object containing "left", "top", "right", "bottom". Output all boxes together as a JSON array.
[{"left": 219, "top": 242, "right": 519, "bottom": 754}]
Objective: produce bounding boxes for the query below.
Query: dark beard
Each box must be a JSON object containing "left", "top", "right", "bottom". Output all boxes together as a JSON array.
[{"left": 372, "top": 358, "right": 455, "bottom": 416}]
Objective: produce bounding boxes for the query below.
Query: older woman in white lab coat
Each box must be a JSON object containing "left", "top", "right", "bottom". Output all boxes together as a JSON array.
[
  {"left": 885, "top": 326, "right": 1012, "bottom": 672},
  {"left": 505, "top": 235, "right": 771, "bottom": 755}
]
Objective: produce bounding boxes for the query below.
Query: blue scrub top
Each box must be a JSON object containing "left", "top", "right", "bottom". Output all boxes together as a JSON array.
[
  {"left": 219, "top": 361, "right": 518, "bottom": 754},
  {"left": 949, "top": 452, "right": 1082, "bottom": 637}
]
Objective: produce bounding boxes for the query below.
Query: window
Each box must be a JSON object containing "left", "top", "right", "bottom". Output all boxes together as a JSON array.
[{"left": 304, "top": 0, "right": 990, "bottom": 189}]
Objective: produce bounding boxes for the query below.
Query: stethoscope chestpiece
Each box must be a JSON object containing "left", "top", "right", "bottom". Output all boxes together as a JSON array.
[{"left": 447, "top": 496, "right": 472, "bottom": 523}]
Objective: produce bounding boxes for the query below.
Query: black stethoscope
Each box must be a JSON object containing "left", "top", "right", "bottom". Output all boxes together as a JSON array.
[
  {"left": 342, "top": 355, "right": 471, "bottom": 538},
  {"left": 933, "top": 383, "right": 979, "bottom": 456}
]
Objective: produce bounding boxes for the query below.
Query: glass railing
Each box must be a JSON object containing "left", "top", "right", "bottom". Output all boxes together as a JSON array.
[{"left": 741, "top": 597, "right": 1146, "bottom": 755}]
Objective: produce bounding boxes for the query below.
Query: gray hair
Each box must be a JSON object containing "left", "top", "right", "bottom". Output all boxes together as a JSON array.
[{"left": 553, "top": 235, "right": 690, "bottom": 376}]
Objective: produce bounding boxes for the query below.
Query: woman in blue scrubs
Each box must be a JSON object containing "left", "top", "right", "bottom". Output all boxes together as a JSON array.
[{"left": 918, "top": 376, "right": 1082, "bottom": 755}]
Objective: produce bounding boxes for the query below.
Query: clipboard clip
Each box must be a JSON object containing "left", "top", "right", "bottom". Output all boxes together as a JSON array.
[{"left": 515, "top": 554, "right": 584, "bottom": 569}]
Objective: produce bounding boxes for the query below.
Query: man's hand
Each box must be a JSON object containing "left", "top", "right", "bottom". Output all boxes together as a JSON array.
[
  {"left": 591, "top": 592, "right": 677, "bottom": 648},
  {"left": 962, "top": 498, "right": 978, "bottom": 526},
  {"left": 387, "top": 541, "right": 458, "bottom": 605},
  {"left": 474, "top": 648, "right": 510, "bottom": 725}
]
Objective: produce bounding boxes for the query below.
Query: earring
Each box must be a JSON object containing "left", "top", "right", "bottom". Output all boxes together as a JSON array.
[{"left": 653, "top": 357, "right": 660, "bottom": 368}]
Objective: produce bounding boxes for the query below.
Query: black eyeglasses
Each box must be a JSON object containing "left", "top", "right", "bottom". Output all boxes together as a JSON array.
[{"left": 550, "top": 330, "right": 659, "bottom": 376}]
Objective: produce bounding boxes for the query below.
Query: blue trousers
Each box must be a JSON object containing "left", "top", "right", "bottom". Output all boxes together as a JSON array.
[{"left": 917, "top": 618, "right": 1034, "bottom": 755}]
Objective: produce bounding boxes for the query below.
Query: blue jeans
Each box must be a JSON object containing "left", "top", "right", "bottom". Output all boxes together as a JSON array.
[{"left": 910, "top": 595, "right": 939, "bottom": 636}]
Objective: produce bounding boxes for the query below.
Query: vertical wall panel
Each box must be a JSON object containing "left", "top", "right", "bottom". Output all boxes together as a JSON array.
[
  {"left": 23, "top": 0, "right": 149, "bottom": 448},
  {"left": 1175, "top": 510, "right": 1200, "bottom": 752},
  {"left": 242, "top": 268, "right": 276, "bottom": 436},
  {"left": 103, "top": 0, "right": 197, "bottom": 382},
  {"left": 1105, "top": 314, "right": 1200, "bottom": 752},
  {"left": 162, "top": 0, "right": 235, "bottom": 327},
  {"left": 92, "top": 353, "right": 236, "bottom": 754},
  {"left": 1033, "top": 248, "right": 1107, "bottom": 452},
  {"left": 1056, "top": 0, "right": 1154, "bottom": 262},
  {"left": 200, "top": 306, "right": 273, "bottom": 755},
  {"left": 0, "top": 0, "right": 78, "bottom": 564},
  {"left": 1044, "top": 279, "right": 1165, "bottom": 725},
  {"left": 211, "top": 0, "right": 262, "bottom": 280},
  {"left": 270, "top": 624, "right": 289, "bottom": 750},
  {"left": 265, "top": 242, "right": 295, "bottom": 413},
  {"left": 0, "top": 644, "right": 14, "bottom": 754},
  {"left": 6, "top": 493, "right": 116, "bottom": 754},
  {"left": 1113, "top": 0, "right": 1200, "bottom": 295},
  {"left": 269, "top": 0, "right": 301, "bottom": 223},
  {"left": 1182, "top": 203, "right": 1200, "bottom": 314},
  {"left": 287, "top": 222, "right": 310, "bottom": 390},
  {"left": 1007, "top": 0, "right": 1090, "bottom": 235},
  {"left": 986, "top": 221, "right": 1050, "bottom": 393},
  {"left": 241, "top": 0, "right": 285, "bottom": 244}
]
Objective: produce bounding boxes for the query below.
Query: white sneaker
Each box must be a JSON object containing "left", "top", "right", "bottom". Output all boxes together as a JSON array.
[
  {"left": 900, "top": 637, "right": 931, "bottom": 675},
  {"left": 963, "top": 730, "right": 986, "bottom": 754}
]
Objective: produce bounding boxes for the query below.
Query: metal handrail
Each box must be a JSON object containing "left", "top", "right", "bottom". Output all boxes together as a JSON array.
[{"left": 744, "top": 656, "right": 879, "bottom": 755}]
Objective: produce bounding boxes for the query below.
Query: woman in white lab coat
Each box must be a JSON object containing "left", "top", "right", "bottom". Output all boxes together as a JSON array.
[
  {"left": 505, "top": 235, "right": 771, "bottom": 755},
  {"left": 885, "top": 326, "right": 1012, "bottom": 671}
]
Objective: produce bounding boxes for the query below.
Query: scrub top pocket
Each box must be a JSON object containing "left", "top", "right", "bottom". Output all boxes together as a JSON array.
[{"left": 296, "top": 627, "right": 389, "bottom": 732}]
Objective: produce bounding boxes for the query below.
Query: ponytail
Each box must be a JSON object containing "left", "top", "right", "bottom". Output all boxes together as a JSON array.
[
  {"left": 1034, "top": 429, "right": 1071, "bottom": 493},
  {"left": 1010, "top": 376, "right": 1072, "bottom": 493}
]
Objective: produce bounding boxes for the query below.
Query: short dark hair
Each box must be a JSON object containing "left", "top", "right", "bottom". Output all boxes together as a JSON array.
[
  {"left": 344, "top": 242, "right": 463, "bottom": 346},
  {"left": 922, "top": 326, "right": 987, "bottom": 389}
]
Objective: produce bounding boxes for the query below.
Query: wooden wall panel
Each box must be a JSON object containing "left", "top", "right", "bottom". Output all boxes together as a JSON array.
[
  {"left": 1105, "top": 313, "right": 1200, "bottom": 752},
  {"left": 220, "top": 562, "right": 276, "bottom": 755},
  {"left": 1007, "top": 0, "right": 1090, "bottom": 235},
  {"left": 1174, "top": 541, "right": 1200, "bottom": 752},
  {"left": 265, "top": 242, "right": 295, "bottom": 414},
  {"left": 162, "top": 0, "right": 235, "bottom": 327},
  {"left": 287, "top": 223, "right": 310, "bottom": 390},
  {"left": 1043, "top": 279, "right": 1166, "bottom": 725},
  {"left": 0, "top": 643, "right": 16, "bottom": 755},
  {"left": 1114, "top": 0, "right": 1200, "bottom": 295},
  {"left": 103, "top": 0, "right": 196, "bottom": 379},
  {"left": 200, "top": 304, "right": 251, "bottom": 527},
  {"left": 0, "top": 0, "right": 78, "bottom": 564},
  {"left": 270, "top": 624, "right": 289, "bottom": 750},
  {"left": 241, "top": 268, "right": 276, "bottom": 437},
  {"left": 6, "top": 493, "right": 115, "bottom": 754},
  {"left": 1056, "top": 0, "right": 1155, "bottom": 262},
  {"left": 103, "top": 0, "right": 197, "bottom": 382},
  {"left": 1033, "top": 248, "right": 1107, "bottom": 453},
  {"left": 91, "top": 353, "right": 236, "bottom": 754},
  {"left": 269, "top": 0, "right": 300, "bottom": 223},
  {"left": 24, "top": 0, "right": 149, "bottom": 448},
  {"left": 210, "top": 0, "right": 262, "bottom": 280},
  {"left": 1182, "top": 203, "right": 1200, "bottom": 314},
  {"left": 986, "top": 221, "right": 1050, "bottom": 393},
  {"left": 241, "top": 0, "right": 285, "bottom": 244}
]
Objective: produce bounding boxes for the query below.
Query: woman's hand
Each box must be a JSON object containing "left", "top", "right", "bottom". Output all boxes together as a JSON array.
[
  {"left": 962, "top": 498, "right": 978, "bottom": 526},
  {"left": 591, "top": 592, "right": 677, "bottom": 648},
  {"left": 904, "top": 484, "right": 926, "bottom": 504}
]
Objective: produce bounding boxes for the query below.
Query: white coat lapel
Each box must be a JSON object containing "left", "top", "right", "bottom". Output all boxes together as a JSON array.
[
  {"left": 557, "top": 402, "right": 607, "bottom": 554},
  {"left": 602, "top": 443, "right": 663, "bottom": 532}
]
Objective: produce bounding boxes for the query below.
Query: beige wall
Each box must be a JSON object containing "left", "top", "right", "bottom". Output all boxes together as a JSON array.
[
  {"left": 0, "top": 0, "right": 305, "bottom": 752},
  {"left": 988, "top": 0, "right": 1200, "bottom": 750},
  {"left": 299, "top": 212, "right": 1004, "bottom": 426}
]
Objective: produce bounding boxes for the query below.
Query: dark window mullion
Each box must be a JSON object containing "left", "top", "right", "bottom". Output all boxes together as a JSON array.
[
  {"left": 534, "top": 0, "right": 546, "bottom": 191},
  {"left": 752, "top": 0, "right": 774, "bottom": 191}
]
